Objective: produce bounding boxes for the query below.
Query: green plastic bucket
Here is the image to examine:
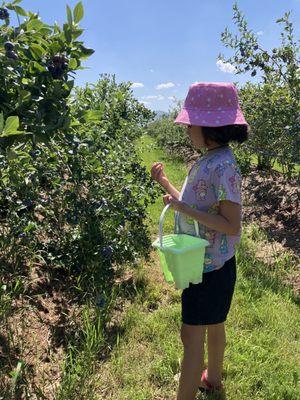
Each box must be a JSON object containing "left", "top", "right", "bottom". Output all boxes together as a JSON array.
[{"left": 152, "top": 203, "right": 210, "bottom": 290}]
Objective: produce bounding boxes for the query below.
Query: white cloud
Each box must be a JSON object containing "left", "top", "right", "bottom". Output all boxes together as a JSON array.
[
  {"left": 257, "top": 31, "right": 264, "bottom": 36},
  {"left": 131, "top": 82, "right": 144, "bottom": 88},
  {"left": 168, "top": 96, "right": 176, "bottom": 101},
  {"left": 156, "top": 82, "right": 175, "bottom": 90},
  {"left": 142, "top": 95, "right": 164, "bottom": 100},
  {"left": 216, "top": 59, "right": 237, "bottom": 74},
  {"left": 140, "top": 100, "right": 151, "bottom": 105},
  {"left": 149, "top": 68, "right": 154, "bottom": 73}
]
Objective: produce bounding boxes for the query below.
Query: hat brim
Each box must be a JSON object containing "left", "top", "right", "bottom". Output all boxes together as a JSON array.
[{"left": 174, "top": 107, "right": 249, "bottom": 127}]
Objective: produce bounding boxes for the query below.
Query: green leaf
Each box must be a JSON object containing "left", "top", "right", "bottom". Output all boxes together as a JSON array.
[
  {"left": 13, "top": 5, "right": 28, "bottom": 16},
  {"left": 19, "top": 90, "right": 31, "bottom": 102},
  {"left": 0, "top": 131, "right": 27, "bottom": 138},
  {"left": 74, "top": 2, "right": 84, "bottom": 23},
  {"left": 7, "top": 150, "right": 18, "bottom": 159},
  {"left": 66, "top": 80, "right": 75, "bottom": 91},
  {"left": 27, "top": 19, "right": 45, "bottom": 31},
  {"left": 63, "top": 24, "right": 72, "bottom": 43},
  {"left": 30, "top": 44, "right": 46, "bottom": 59},
  {"left": 49, "top": 42, "right": 61, "bottom": 54},
  {"left": 69, "top": 58, "right": 78, "bottom": 69},
  {"left": 0, "top": 113, "right": 4, "bottom": 132},
  {"left": 79, "top": 45, "right": 95, "bottom": 57},
  {"left": 33, "top": 132, "right": 50, "bottom": 144},
  {"left": 83, "top": 109, "right": 104, "bottom": 122},
  {"left": 24, "top": 221, "right": 37, "bottom": 233},
  {"left": 71, "top": 28, "right": 84, "bottom": 40},
  {"left": 3, "top": 116, "right": 19, "bottom": 134},
  {"left": 66, "top": 5, "right": 73, "bottom": 26},
  {"left": 33, "top": 61, "right": 46, "bottom": 72}
]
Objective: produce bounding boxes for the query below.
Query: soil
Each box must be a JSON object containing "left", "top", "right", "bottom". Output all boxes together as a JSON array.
[{"left": 0, "top": 263, "right": 86, "bottom": 400}]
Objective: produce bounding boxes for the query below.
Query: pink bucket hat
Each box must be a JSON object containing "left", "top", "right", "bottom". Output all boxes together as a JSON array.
[{"left": 174, "top": 82, "right": 249, "bottom": 127}]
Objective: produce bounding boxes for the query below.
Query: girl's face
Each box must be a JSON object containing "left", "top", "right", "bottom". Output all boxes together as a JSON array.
[
  {"left": 186, "top": 124, "right": 218, "bottom": 150},
  {"left": 186, "top": 125, "right": 206, "bottom": 149}
]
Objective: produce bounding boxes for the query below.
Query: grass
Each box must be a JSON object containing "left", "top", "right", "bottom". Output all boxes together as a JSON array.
[
  {"left": 249, "top": 153, "right": 300, "bottom": 175},
  {"left": 92, "top": 134, "right": 300, "bottom": 400},
  {"left": 136, "top": 134, "right": 189, "bottom": 239}
]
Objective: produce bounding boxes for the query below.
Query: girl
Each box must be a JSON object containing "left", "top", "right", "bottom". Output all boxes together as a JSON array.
[{"left": 151, "top": 82, "right": 249, "bottom": 400}]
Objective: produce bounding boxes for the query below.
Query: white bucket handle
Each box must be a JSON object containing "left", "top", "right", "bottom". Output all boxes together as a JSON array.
[{"left": 159, "top": 203, "right": 200, "bottom": 249}]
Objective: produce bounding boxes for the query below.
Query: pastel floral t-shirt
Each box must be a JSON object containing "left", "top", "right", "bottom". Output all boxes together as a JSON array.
[{"left": 174, "top": 145, "right": 242, "bottom": 273}]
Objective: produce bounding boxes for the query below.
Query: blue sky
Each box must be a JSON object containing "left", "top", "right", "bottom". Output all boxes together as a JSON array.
[{"left": 14, "top": 1, "right": 300, "bottom": 111}]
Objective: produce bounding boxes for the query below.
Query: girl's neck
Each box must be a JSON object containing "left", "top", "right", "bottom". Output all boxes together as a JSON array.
[{"left": 206, "top": 143, "right": 229, "bottom": 152}]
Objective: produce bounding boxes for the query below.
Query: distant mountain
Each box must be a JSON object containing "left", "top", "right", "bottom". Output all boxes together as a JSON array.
[{"left": 153, "top": 110, "right": 169, "bottom": 119}]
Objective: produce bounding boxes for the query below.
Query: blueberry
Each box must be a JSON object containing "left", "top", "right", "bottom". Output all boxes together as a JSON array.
[
  {"left": 102, "top": 246, "right": 113, "bottom": 259},
  {"left": 52, "top": 54, "right": 62, "bottom": 64},
  {"left": 100, "top": 198, "right": 108, "bottom": 207},
  {"left": 24, "top": 199, "right": 35, "bottom": 210},
  {"left": 131, "top": 162, "right": 140, "bottom": 171},
  {"left": 47, "top": 65, "right": 55, "bottom": 73},
  {"left": 92, "top": 198, "right": 108, "bottom": 210},
  {"left": 61, "top": 62, "right": 68, "bottom": 70},
  {"left": 96, "top": 295, "right": 106, "bottom": 308},
  {"left": 6, "top": 51, "right": 18, "bottom": 60},
  {"left": 122, "top": 188, "right": 131, "bottom": 197},
  {"left": 124, "top": 210, "right": 131, "bottom": 218},
  {"left": 52, "top": 69, "right": 63, "bottom": 79},
  {"left": 0, "top": 8, "right": 9, "bottom": 20},
  {"left": 14, "top": 27, "right": 21, "bottom": 37},
  {"left": 4, "top": 42, "right": 14, "bottom": 51},
  {"left": 29, "top": 150, "right": 38, "bottom": 158}
]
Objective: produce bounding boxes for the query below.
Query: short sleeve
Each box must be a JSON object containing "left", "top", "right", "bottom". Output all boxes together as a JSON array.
[{"left": 211, "top": 160, "right": 242, "bottom": 205}]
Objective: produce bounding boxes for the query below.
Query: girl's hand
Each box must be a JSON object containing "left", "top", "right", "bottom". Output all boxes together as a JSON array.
[
  {"left": 151, "top": 162, "right": 169, "bottom": 188},
  {"left": 163, "top": 194, "right": 188, "bottom": 212}
]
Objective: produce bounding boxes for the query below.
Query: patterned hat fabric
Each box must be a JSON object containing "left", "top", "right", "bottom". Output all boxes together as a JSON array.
[{"left": 174, "top": 82, "right": 249, "bottom": 127}]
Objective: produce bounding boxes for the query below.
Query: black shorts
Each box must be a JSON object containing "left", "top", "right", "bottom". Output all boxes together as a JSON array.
[{"left": 181, "top": 255, "right": 237, "bottom": 325}]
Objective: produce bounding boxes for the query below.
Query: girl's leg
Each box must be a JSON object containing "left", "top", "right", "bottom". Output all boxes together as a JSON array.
[
  {"left": 177, "top": 323, "right": 206, "bottom": 400},
  {"left": 206, "top": 322, "right": 226, "bottom": 386}
]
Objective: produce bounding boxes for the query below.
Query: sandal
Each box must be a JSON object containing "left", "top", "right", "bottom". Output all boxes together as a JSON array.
[{"left": 198, "top": 369, "right": 224, "bottom": 393}]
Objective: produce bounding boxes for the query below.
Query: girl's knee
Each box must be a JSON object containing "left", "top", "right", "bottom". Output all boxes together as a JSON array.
[{"left": 180, "top": 323, "right": 206, "bottom": 348}]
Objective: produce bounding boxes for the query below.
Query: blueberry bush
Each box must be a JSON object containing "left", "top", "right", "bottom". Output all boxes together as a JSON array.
[
  {"left": 0, "top": 1, "right": 160, "bottom": 294},
  {"left": 0, "top": 2, "right": 161, "bottom": 397}
]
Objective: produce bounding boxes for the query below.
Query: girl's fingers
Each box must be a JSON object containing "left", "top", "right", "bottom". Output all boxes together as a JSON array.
[
  {"left": 153, "top": 168, "right": 161, "bottom": 180},
  {"left": 163, "top": 194, "right": 172, "bottom": 205},
  {"left": 152, "top": 165, "right": 163, "bottom": 180}
]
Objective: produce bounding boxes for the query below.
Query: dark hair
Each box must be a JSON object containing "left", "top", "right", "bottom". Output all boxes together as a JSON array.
[{"left": 202, "top": 124, "right": 250, "bottom": 146}]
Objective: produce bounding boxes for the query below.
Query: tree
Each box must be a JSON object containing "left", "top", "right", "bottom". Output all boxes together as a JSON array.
[{"left": 218, "top": 2, "right": 299, "bottom": 176}]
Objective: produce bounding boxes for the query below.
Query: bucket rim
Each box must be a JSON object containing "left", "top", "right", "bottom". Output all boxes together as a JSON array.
[{"left": 152, "top": 233, "right": 209, "bottom": 254}]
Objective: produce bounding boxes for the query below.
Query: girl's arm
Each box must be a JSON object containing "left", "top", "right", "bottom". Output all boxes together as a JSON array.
[
  {"left": 151, "top": 162, "right": 180, "bottom": 200},
  {"left": 181, "top": 200, "right": 241, "bottom": 236},
  {"left": 164, "top": 197, "right": 241, "bottom": 236},
  {"left": 162, "top": 181, "right": 180, "bottom": 200}
]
